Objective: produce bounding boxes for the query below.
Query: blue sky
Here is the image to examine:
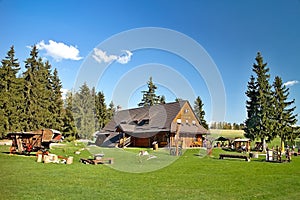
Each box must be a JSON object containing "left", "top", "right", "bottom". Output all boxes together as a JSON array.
[{"left": 1, "top": 0, "right": 300, "bottom": 124}]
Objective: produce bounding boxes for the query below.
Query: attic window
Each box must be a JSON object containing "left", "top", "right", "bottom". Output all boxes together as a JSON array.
[
  {"left": 138, "top": 119, "right": 149, "bottom": 126},
  {"left": 184, "top": 109, "right": 189, "bottom": 113},
  {"left": 129, "top": 120, "right": 138, "bottom": 125}
]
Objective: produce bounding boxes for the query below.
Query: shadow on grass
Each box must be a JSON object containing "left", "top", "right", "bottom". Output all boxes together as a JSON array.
[
  {"left": 210, "top": 155, "right": 287, "bottom": 163},
  {"left": 1, "top": 151, "right": 37, "bottom": 157}
]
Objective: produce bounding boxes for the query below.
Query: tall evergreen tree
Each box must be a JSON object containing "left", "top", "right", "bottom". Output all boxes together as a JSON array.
[
  {"left": 0, "top": 46, "right": 21, "bottom": 137},
  {"left": 36, "top": 60, "right": 53, "bottom": 128},
  {"left": 49, "top": 68, "right": 64, "bottom": 130},
  {"left": 138, "top": 77, "right": 160, "bottom": 107},
  {"left": 72, "top": 83, "right": 96, "bottom": 139},
  {"left": 244, "top": 75, "right": 260, "bottom": 140},
  {"left": 193, "top": 96, "right": 208, "bottom": 129},
  {"left": 245, "top": 52, "right": 275, "bottom": 151},
  {"left": 22, "top": 46, "right": 55, "bottom": 131},
  {"left": 62, "top": 91, "right": 77, "bottom": 139},
  {"left": 22, "top": 46, "right": 42, "bottom": 131},
  {"left": 95, "top": 91, "right": 107, "bottom": 130},
  {"left": 272, "top": 76, "right": 298, "bottom": 147}
]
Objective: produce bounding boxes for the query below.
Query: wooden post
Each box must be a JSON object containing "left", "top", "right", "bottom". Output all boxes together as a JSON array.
[{"left": 175, "top": 119, "right": 181, "bottom": 156}]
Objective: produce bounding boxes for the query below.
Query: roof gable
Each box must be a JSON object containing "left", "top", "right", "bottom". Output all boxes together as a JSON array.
[
  {"left": 171, "top": 101, "right": 209, "bottom": 134},
  {"left": 103, "top": 101, "right": 186, "bottom": 133},
  {"left": 103, "top": 100, "right": 208, "bottom": 135}
]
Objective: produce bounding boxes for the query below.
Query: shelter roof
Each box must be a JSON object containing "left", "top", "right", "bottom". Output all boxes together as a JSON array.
[{"left": 233, "top": 138, "right": 251, "bottom": 142}]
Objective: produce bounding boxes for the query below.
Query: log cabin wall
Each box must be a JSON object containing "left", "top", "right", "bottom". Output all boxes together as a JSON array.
[{"left": 171, "top": 102, "right": 205, "bottom": 148}]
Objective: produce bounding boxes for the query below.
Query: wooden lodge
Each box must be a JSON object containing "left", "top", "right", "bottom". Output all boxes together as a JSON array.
[
  {"left": 95, "top": 100, "right": 209, "bottom": 148},
  {"left": 7, "top": 129, "right": 62, "bottom": 154}
]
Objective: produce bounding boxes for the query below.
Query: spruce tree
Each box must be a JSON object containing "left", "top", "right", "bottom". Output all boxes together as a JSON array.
[
  {"left": 49, "top": 68, "right": 64, "bottom": 130},
  {"left": 62, "top": 91, "right": 77, "bottom": 139},
  {"left": 36, "top": 60, "right": 53, "bottom": 128},
  {"left": 22, "top": 46, "right": 42, "bottom": 131},
  {"left": 245, "top": 52, "right": 274, "bottom": 151},
  {"left": 0, "top": 46, "right": 21, "bottom": 137},
  {"left": 244, "top": 75, "right": 259, "bottom": 140},
  {"left": 175, "top": 98, "right": 183, "bottom": 102},
  {"left": 22, "top": 46, "right": 55, "bottom": 131},
  {"left": 193, "top": 96, "right": 208, "bottom": 129},
  {"left": 72, "top": 83, "right": 96, "bottom": 139},
  {"left": 138, "top": 77, "right": 160, "bottom": 107},
  {"left": 107, "top": 101, "right": 115, "bottom": 121},
  {"left": 95, "top": 91, "right": 107, "bottom": 130},
  {"left": 159, "top": 95, "right": 166, "bottom": 104},
  {"left": 272, "top": 76, "right": 298, "bottom": 147}
]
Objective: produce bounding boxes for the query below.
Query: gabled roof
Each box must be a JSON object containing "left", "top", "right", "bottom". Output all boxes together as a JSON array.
[{"left": 103, "top": 100, "right": 208, "bottom": 135}]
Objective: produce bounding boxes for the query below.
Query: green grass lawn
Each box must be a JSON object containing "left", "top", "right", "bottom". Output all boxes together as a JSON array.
[{"left": 1, "top": 144, "right": 300, "bottom": 200}]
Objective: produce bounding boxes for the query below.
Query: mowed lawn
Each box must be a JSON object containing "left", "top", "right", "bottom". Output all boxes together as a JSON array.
[{"left": 1, "top": 143, "right": 300, "bottom": 200}]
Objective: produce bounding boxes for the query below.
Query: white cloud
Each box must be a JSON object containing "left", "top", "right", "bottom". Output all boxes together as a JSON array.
[
  {"left": 92, "top": 48, "right": 118, "bottom": 63},
  {"left": 117, "top": 50, "right": 133, "bottom": 64},
  {"left": 283, "top": 80, "right": 299, "bottom": 87},
  {"left": 61, "top": 88, "right": 69, "bottom": 100},
  {"left": 36, "top": 40, "right": 83, "bottom": 61},
  {"left": 92, "top": 48, "right": 133, "bottom": 64}
]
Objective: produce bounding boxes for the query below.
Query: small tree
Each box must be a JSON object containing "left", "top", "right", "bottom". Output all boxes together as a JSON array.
[
  {"left": 107, "top": 101, "right": 116, "bottom": 121},
  {"left": 175, "top": 98, "right": 183, "bottom": 102},
  {"left": 194, "top": 96, "right": 208, "bottom": 129},
  {"left": 138, "top": 77, "right": 160, "bottom": 107},
  {"left": 159, "top": 95, "right": 166, "bottom": 104}
]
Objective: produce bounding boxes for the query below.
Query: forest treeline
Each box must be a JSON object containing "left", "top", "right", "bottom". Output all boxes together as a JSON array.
[{"left": 0, "top": 46, "right": 116, "bottom": 139}]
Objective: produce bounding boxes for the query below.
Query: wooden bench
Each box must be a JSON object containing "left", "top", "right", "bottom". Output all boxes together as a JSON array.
[
  {"left": 80, "top": 158, "right": 114, "bottom": 165},
  {"left": 219, "top": 154, "right": 250, "bottom": 161},
  {"left": 93, "top": 158, "right": 114, "bottom": 165}
]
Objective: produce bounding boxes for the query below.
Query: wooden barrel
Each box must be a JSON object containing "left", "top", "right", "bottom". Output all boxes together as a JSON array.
[
  {"left": 37, "top": 154, "right": 43, "bottom": 163},
  {"left": 66, "top": 156, "right": 73, "bottom": 164}
]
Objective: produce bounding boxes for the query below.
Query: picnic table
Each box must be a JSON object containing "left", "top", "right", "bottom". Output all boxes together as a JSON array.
[
  {"left": 219, "top": 153, "right": 250, "bottom": 161},
  {"left": 80, "top": 157, "right": 114, "bottom": 165}
]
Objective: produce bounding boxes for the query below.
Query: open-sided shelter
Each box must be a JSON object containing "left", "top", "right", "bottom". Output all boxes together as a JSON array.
[{"left": 7, "top": 129, "right": 62, "bottom": 153}]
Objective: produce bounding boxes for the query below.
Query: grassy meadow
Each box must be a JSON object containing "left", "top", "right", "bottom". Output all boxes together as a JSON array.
[
  {"left": 209, "top": 129, "right": 245, "bottom": 138},
  {"left": 1, "top": 138, "right": 300, "bottom": 200}
]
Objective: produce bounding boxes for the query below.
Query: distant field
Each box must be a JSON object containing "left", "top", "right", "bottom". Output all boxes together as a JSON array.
[
  {"left": 1, "top": 143, "right": 300, "bottom": 199},
  {"left": 209, "top": 129, "right": 245, "bottom": 138}
]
